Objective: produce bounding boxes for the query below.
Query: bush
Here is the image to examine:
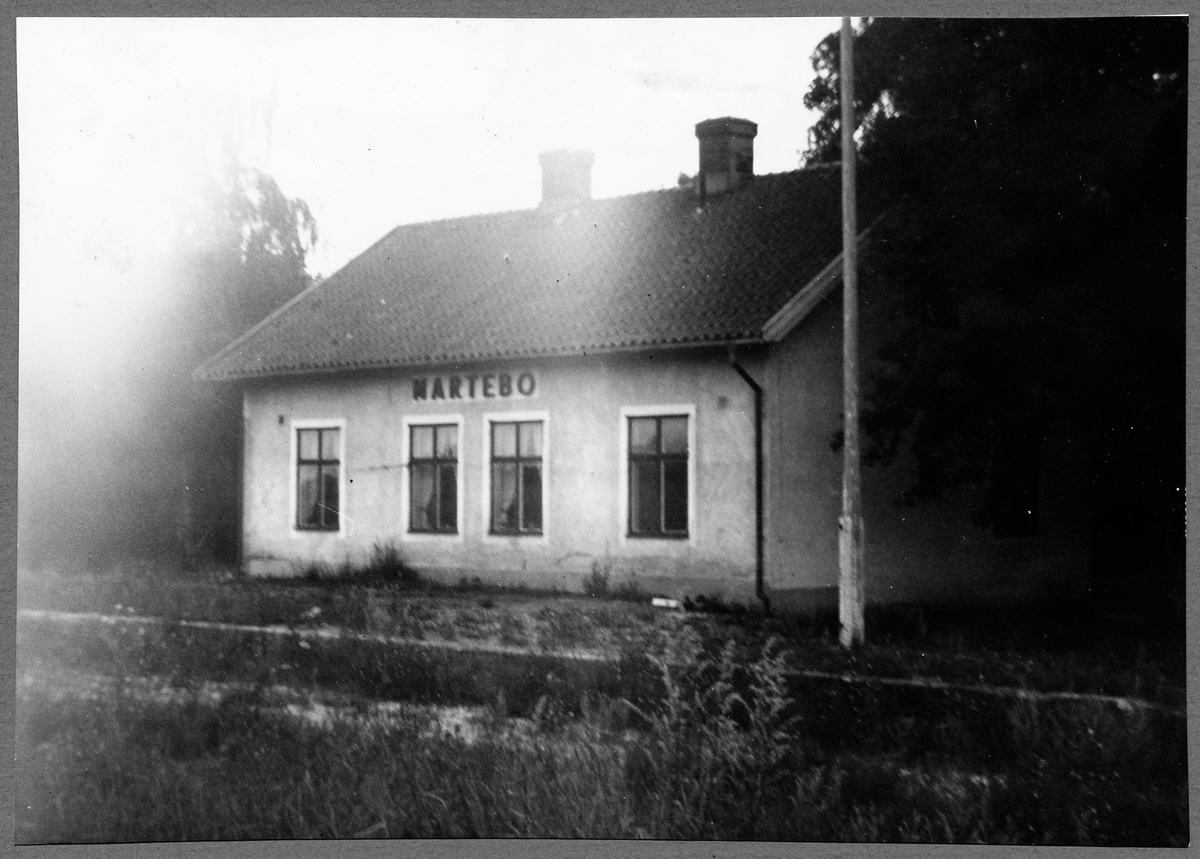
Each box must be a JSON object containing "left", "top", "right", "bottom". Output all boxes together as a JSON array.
[
  {"left": 366, "top": 542, "right": 419, "bottom": 585},
  {"left": 293, "top": 543, "right": 418, "bottom": 587},
  {"left": 611, "top": 580, "right": 646, "bottom": 602}
]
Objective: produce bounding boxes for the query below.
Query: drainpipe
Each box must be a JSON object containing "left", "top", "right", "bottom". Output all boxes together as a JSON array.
[{"left": 728, "top": 347, "right": 770, "bottom": 615}]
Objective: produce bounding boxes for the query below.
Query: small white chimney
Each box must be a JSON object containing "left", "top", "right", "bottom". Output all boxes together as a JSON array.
[
  {"left": 538, "top": 150, "right": 594, "bottom": 209},
  {"left": 695, "top": 117, "right": 757, "bottom": 197}
]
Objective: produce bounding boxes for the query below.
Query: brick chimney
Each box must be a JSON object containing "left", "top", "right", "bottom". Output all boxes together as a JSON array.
[
  {"left": 539, "top": 150, "right": 594, "bottom": 209},
  {"left": 695, "top": 117, "right": 757, "bottom": 197}
]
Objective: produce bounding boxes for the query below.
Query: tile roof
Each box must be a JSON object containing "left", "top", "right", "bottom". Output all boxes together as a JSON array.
[{"left": 196, "top": 165, "right": 849, "bottom": 382}]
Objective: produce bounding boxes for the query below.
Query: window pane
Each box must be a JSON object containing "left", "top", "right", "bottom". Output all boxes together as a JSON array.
[
  {"left": 661, "top": 417, "right": 688, "bottom": 455},
  {"left": 298, "top": 464, "right": 320, "bottom": 526},
  {"left": 493, "top": 423, "right": 517, "bottom": 458},
  {"left": 518, "top": 421, "right": 543, "bottom": 458},
  {"left": 320, "top": 428, "right": 340, "bottom": 461},
  {"left": 438, "top": 463, "right": 457, "bottom": 530},
  {"left": 298, "top": 429, "right": 320, "bottom": 461},
  {"left": 410, "top": 462, "right": 435, "bottom": 530},
  {"left": 663, "top": 459, "right": 688, "bottom": 532},
  {"left": 521, "top": 463, "right": 542, "bottom": 531},
  {"left": 435, "top": 425, "right": 457, "bottom": 459},
  {"left": 411, "top": 425, "right": 434, "bottom": 460},
  {"left": 492, "top": 462, "right": 518, "bottom": 531},
  {"left": 631, "top": 460, "right": 661, "bottom": 533},
  {"left": 321, "top": 466, "right": 340, "bottom": 529},
  {"left": 630, "top": 417, "right": 658, "bottom": 455}
]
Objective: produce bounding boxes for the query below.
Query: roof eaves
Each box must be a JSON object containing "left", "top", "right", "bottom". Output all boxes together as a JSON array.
[
  {"left": 759, "top": 216, "right": 884, "bottom": 343},
  {"left": 192, "top": 218, "right": 420, "bottom": 383},
  {"left": 193, "top": 278, "right": 326, "bottom": 383},
  {"left": 760, "top": 251, "right": 844, "bottom": 342},
  {"left": 203, "top": 333, "right": 768, "bottom": 383}
]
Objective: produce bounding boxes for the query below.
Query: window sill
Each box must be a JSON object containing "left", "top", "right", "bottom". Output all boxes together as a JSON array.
[{"left": 626, "top": 532, "right": 689, "bottom": 540}]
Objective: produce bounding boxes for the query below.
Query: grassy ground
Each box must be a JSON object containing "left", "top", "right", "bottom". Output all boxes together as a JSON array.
[
  {"left": 17, "top": 567, "right": 680, "bottom": 657},
  {"left": 15, "top": 566, "right": 1190, "bottom": 844},
  {"left": 18, "top": 566, "right": 1185, "bottom": 703}
]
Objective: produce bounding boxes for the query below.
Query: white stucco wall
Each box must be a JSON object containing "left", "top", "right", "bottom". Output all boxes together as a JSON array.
[
  {"left": 238, "top": 305, "right": 1088, "bottom": 610},
  {"left": 241, "top": 350, "right": 761, "bottom": 601}
]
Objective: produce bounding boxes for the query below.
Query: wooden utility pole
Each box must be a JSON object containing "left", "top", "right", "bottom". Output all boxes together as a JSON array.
[{"left": 839, "top": 16, "right": 866, "bottom": 648}]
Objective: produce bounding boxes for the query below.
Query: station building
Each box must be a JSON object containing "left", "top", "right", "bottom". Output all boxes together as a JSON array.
[{"left": 197, "top": 118, "right": 1089, "bottom": 611}]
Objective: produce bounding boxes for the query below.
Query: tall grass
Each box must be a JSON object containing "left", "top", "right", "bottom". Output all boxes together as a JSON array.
[
  {"left": 16, "top": 627, "right": 1187, "bottom": 844},
  {"left": 622, "top": 630, "right": 801, "bottom": 838},
  {"left": 17, "top": 686, "right": 633, "bottom": 841},
  {"left": 16, "top": 564, "right": 1188, "bottom": 844}
]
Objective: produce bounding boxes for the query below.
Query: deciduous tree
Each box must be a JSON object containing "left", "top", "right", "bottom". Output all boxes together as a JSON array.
[
  {"left": 805, "top": 18, "right": 1185, "bottom": 593},
  {"left": 169, "top": 162, "right": 317, "bottom": 568}
]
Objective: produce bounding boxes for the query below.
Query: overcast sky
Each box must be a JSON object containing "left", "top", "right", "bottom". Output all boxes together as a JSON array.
[{"left": 18, "top": 17, "right": 841, "bottom": 366}]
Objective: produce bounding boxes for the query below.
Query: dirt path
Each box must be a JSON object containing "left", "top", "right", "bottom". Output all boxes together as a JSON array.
[
  {"left": 17, "top": 662, "right": 515, "bottom": 742},
  {"left": 21, "top": 608, "right": 1183, "bottom": 718},
  {"left": 18, "top": 607, "right": 616, "bottom": 662},
  {"left": 787, "top": 667, "right": 1187, "bottom": 718}
]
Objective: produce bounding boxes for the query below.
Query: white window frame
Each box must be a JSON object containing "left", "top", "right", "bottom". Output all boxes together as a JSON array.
[
  {"left": 481, "top": 410, "right": 550, "bottom": 545},
  {"left": 618, "top": 404, "right": 697, "bottom": 545},
  {"left": 289, "top": 418, "right": 348, "bottom": 538},
  {"left": 401, "top": 414, "right": 465, "bottom": 543}
]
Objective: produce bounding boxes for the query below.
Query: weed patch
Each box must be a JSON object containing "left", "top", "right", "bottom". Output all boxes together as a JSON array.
[
  {"left": 583, "top": 561, "right": 611, "bottom": 599},
  {"left": 535, "top": 605, "right": 598, "bottom": 652},
  {"left": 366, "top": 542, "right": 419, "bottom": 585},
  {"left": 498, "top": 612, "right": 530, "bottom": 648},
  {"left": 16, "top": 627, "right": 1184, "bottom": 844},
  {"left": 14, "top": 567, "right": 1188, "bottom": 845},
  {"left": 582, "top": 561, "right": 646, "bottom": 602}
]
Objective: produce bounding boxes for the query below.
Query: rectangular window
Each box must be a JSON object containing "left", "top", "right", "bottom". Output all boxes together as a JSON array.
[
  {"left": 296, "top": 427, "right": 340, "bottom": 531},
  {"left": 490, "top": 420, "right": 543, "bottom": 534},
  {"left": 628, "top": 415, "right": 688, "bottom": 537},
  {"left": 409, "top": 424, "right": 458, "bottom": 533}
]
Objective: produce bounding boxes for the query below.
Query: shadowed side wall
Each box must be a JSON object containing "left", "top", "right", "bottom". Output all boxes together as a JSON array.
[
  {"left": 762, "top": 295, "right": 843, "bottom": 607},
  {"left": 764, "top": 287, "right": 1090, "bottom": 611}
]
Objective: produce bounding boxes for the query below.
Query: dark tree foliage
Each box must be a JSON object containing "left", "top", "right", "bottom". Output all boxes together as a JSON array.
[
  {"left": 804, "top": 19, "right": 1185, "bottom": 588},
  {"left": 176, "top": 164, "right": 318, "bottom": 347},
  {"left": 17, "top": 162, "right": 316, "bottom": 573},
  {"left": 170, "top": 164, "right": 318, "bottom": 568}
]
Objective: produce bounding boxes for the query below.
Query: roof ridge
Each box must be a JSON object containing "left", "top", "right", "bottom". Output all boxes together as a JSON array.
[
  {"left": 384, "top": 183, "right": 683, "bottom": 233},
  {"left": 753, "top": 163, "right": 842, "bottom": 179},
  {"left": 196, "top": 164, "right": 857, "bottom": 382},
  {"left": 348, "top": 168, "right": 839, "bottom": 239}
]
